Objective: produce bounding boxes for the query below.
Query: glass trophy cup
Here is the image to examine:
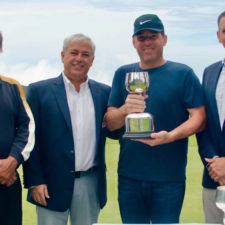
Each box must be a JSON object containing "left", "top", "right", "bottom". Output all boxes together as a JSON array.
[
  {"left": 216, "top": 186, "right": 225, "bottom": 224},
  {"left": 123, "top": 72, "right": 154, "bottom": 139}
]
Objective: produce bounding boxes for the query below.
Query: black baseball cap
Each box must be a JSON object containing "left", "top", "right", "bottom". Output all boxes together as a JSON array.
[{"left": 133, "top": 14, "right": 164, "bottom": 37}]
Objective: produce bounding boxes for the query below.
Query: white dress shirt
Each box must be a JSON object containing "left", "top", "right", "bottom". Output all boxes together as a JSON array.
[
  {"left": 216, "top": 62, "right": 225, "bottom": 130},
  {"left": 63, "top": 73, "right": 96, "bottom": 171}
]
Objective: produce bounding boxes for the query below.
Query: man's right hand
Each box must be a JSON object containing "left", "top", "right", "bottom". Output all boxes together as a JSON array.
[
  {"left": 205, "top": 157, "right": 225, "bottom": 183},
  {"left": 106, "top": 93, "right": 148, "bottom": 131},
  {"left": 5, "top": 171, "right": 17, "bottom": 187},
  {"left": 123, "top": 93, "right": 148, "bottom": 115},
  {"left": 31, "top": 184, "right": 50, "bottom": 207},
  {"left": 0, "top": 156, "right": 18, "bottom": 186}
]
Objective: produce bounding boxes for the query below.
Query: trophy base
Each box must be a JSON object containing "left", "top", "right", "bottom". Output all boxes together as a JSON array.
[{"left": 123, "top": 131, "right": 154, "bottom": 139}]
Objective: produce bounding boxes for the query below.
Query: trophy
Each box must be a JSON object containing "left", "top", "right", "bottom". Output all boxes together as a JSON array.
[
  {"left": 216, "top": 186, "right": 225, "bottom": 224},
  {"left": 123, "top": 72, "right": 154, "bottom": 139}
]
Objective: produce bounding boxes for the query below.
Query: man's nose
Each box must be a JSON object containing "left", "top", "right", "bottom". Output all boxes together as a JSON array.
[{"left": 75, "top": 53, "right": 82, "bottom": 61}]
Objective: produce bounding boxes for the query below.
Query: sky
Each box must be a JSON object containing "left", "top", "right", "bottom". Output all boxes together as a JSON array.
[{"left": 0, "top": 0, "right": 224, "bottom": 85}]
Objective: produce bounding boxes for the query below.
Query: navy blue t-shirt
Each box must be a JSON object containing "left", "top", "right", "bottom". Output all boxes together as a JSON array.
[{"left": 108, "top": 61, "right": 204, "bottom": 182}]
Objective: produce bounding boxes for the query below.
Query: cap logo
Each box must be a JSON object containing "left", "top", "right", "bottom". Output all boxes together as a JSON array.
[{"left": 139, "top": 19, "right": 152, "bottom": 25}]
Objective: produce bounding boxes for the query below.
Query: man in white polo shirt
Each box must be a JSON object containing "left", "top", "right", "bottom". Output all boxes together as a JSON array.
[{"left": 23, "top": 33, "right": 117, "bottom": 225}]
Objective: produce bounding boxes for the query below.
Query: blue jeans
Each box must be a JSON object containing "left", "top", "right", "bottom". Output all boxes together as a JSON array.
[{"left": 118, "top": 175, "right": 185, "bottom": 224}]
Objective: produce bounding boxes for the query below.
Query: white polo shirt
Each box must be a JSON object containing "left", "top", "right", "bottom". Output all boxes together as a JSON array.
[
  {"left": 216, "top": 61, "right": 225, "bottom": 130},
  {"left": 63, "top": 73, "right": 96, "bottom": 171}
]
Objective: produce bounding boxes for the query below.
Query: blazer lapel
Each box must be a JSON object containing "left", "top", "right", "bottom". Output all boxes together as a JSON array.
[
  {"left": 88, "top": 79, "right": 102, "bottom": 142},
  {"left": 51, "top": 74, "right": 72, "bottom": 132},
  {"left": 206, "top": 63, "right": 223, "bottom": 132}
]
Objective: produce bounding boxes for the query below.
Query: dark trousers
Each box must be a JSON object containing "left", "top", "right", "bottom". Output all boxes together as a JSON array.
[
  {"left": 118, "top": 175, "right": 185, "bottom": 224},
  {"left": 0, "top": 175, "right": 22, "bottom": 225}
]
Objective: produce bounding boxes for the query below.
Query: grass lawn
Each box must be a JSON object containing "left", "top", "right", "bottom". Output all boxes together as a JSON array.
[{"left": 21, "top": 135, "right": 204, "bottom": 224}]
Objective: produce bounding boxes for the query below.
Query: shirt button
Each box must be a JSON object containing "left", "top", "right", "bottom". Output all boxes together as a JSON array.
[{"left": 70, "top": 150, "right": 74, "bottom": 154}]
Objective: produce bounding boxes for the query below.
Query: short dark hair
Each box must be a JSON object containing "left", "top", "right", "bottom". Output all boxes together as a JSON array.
[
  {"left": 217, "top": 11, "right": 225, "bottom": 27},
  {"left": 0, "top": 32, "right": 2, "bottom": 52}
]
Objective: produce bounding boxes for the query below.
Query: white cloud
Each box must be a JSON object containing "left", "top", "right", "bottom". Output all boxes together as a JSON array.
[
  {"left": 0, "top": 0, "right": 224, "bottom": 85},
  {"left": 165, "top": 42, "right": 224, "bottom": 81},
  {"left": 0, "top": 60, "right": 61, "bottom": 85}
]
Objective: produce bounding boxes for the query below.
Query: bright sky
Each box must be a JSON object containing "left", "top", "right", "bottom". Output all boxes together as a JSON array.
[{"left": 0, "top": 0, "right": 224, "bottom": 85}]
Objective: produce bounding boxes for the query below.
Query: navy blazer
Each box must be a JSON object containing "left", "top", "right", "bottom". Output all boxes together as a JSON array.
[
  {"left": 197, "top": 61, "right": 225, "bottom": 189},
  {"left": 23, "top": 74, "right": 117, "bottom": 211}
]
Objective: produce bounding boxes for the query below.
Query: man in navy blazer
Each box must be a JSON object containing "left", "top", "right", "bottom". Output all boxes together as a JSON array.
[
  {"left": 197, "top": 11, "right": 225, "bottom": 224},
  {"left": 23, "top": 33, "right": 117, "bottom": 225}
]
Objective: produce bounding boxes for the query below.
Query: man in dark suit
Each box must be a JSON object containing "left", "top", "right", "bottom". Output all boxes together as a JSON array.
[
  {"left": 197, "top": 11, "right": 225, "bottom": 224},
  {"left": 23, "top": 33, "right": 117, "bottom": 225}
]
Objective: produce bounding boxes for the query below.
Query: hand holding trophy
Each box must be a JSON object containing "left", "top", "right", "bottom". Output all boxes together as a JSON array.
[{"left": 123, "top": 72, "right": 154, "bottom": 139}]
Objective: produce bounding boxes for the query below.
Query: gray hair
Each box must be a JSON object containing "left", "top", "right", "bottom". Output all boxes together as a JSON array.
[{"left": 62, "top": 33, "right": 96, "bottom": 56}]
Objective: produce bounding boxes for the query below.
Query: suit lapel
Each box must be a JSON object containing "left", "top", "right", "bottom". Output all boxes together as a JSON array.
[
  {"left": 51, "top": 74, "right": 72, "bottom": 132},
  {"left": 206, "top": 63, "right": 223, "bottom": 132},
  {"left": 88, "top": 79, "right": 102, "bottom": 142}
]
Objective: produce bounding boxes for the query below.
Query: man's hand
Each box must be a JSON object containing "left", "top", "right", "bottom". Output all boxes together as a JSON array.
[
  {"left": 133, "top": 130, "right": 171, "bottom": 146},
  {"left": 217, "top": 176, "right": 225, "bottom": 186},
  {"left": 123, "top": 94, "right": 148, "bottom": 115},
  {"left": 105, "top": 93, "right": 148, "bottom": 131},
  {"left": 205, "top": 157, "right": 225, "bottom": 183},
  {"left": 133, "top": 105, "right": 206, "bottom": 147},
  {"left": 31, "top": 184, "right": 50, "bottom": 206},
  {"left": 0, "top": 156, "right": 18, "bottom": 186},
  {"left": 5, "top": 171, "right": 17, "bottom": 187}
]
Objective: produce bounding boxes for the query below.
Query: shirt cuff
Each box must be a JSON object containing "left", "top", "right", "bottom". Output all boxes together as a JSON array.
[{"left": 206, "top": 155, "right": 219, "bottom": 168}]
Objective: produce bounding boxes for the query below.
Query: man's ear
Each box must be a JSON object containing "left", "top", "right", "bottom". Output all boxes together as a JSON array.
[{"left": 61, "top": 51, "right": 65, "bottom": 63}]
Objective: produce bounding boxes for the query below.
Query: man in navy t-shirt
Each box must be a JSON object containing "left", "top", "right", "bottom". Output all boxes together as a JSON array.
[{"left": 105, "top": 14, "right": 206, "bottom": 224}]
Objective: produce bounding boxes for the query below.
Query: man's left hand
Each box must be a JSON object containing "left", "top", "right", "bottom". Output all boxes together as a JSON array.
[{"left": 133, "top": 131, "right": 171, "bottom": 146}]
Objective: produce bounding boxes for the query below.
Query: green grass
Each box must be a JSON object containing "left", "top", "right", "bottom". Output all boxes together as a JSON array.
[{"left": 21, "top": 135, "right": 204, "bottom": 224}]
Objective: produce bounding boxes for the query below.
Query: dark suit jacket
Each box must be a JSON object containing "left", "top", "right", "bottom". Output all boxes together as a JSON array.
[
  {"left": 23, "top": 74, "right": 118, "bottom": 211},
  {"left": 197, "top": 61, "right": 225, "bottom": 189}
]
